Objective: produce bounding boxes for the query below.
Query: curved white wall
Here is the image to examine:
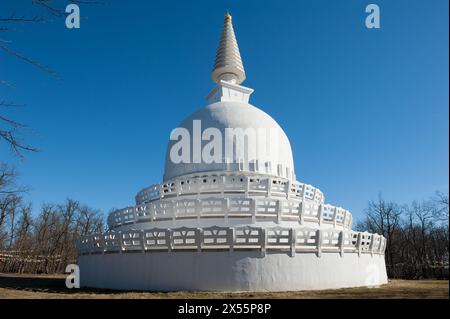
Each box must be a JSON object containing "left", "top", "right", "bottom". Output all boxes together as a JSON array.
[{"left": 79, "top": 252, "right": 387, "bottom": 291}]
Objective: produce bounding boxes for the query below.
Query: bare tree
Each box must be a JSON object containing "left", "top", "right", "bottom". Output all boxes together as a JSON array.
[
  {"left": 432, "top": 191, "right": 449, "bottom": 223},
  {"left": 357, "top": 194, "right": 403, "bottom": 273},
  {"left": 0, "top": 163, "right": 27, "bottom": 246},
  {"left": 358, "top": 192, "right": 449, "bottom": 279},
  {"left": 1, "top": 198, "right": 104, "bottom": 274},
  {"left": 1, "top": 0, "right": 102, "bottom": 156}
]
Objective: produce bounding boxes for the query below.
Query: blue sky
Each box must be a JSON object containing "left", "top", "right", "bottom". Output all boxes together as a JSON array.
[{"left": 0, "top": 0, "right": 448, "bottom": 222}]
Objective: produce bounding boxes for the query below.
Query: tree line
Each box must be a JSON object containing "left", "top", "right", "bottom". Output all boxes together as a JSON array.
[
  {"left": 356, "top": 192, "right": 449, "bottom": 279},
  {"left": 0, "top": 163, "right": 104, "bottom": 274}
]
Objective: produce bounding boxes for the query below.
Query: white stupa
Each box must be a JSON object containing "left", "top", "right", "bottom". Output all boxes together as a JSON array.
[{"left": 78, "top": 14, "right": 388, "bottom": 291}]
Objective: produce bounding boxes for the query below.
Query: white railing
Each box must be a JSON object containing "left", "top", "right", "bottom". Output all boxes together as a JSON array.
[
  {"left": 107, "top": 196, "right": 353, "bottom": 230},
  {"left": 77, "top": 226, "right": 386, "bottom": 257},
  {"left": 134, "top": 173, "right": 325, "bottom": 206}
]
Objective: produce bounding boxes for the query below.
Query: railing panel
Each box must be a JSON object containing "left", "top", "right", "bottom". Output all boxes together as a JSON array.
[
  {"left": 266, "top": 227, "right": 292, "bottom": 250},
  {"left": 335, "top": 208, "right": 346, "bottom": 224},
  {"left": 228, "top": 198, "right": 252, "bottom": 217},
  {"left": 295, "top": 228, "right": 319, "bottom": 251},
  {"left": 121, "top": 230, "right": 143, "bottom": 251},
  {"left": 108, "top": 198, "right": 352, "bottom": 230},
  {"left": 172, "top": 227, "right": 200, "bottom": 250},
  {"left": 202, "top": 226, "right": 232, "bottom": 249},
  {"left": 322, "top": 204, "right": 335, "bottom": 221},
  {"left": 153, "top": 201, "right": 175, "bottom": 221},
  {"left": 198, "top": 176, "right": 224, "bottom": 193},
  {"left": 177, "top": 178, "right": 199, "bottom": 194},
  {"left": 135, "top": 204, "right": 152, "bottom": 220},
  {"left": 234, "top": 226, "right": 263, "bottom": 249},
  {"left": 200, "top": 198, "right": 227, "bottom": 217},
  {"left": 174, "top": 199, "right": 197, "bottom": 218},
  {"left": 143, "top": 228, "right": 170, "bottom": 250},
  {"left": 135, "top": 184, "right": 160, "bottom": 205},
  {"left": 321, "top": 229, "right": 340, "bottom": 252},
  {"left": 302, "top": 202, "right": 320, "bottom": 221},
  {"left": 248, "top": 177, "right": 268, "bottom": 193},
  {"left": 255, "top": 199, "right": 278, "bottom": 219},
  {"left": 79, "top": 227, "right": 386, "bottom": 257},
  {"left": 270, "top": 179, "right": 288, "bottom": 194},
  {"left": 280, "top": 200, "right": 301, "bottom": 220},
  {"left": 223, "top": 175, "right": 246, "bottom": 192},
  {"left": 359, "top": 232, "right": 372, "bottom": 253},
  {"left": 341, "top": 231, "right": 358, "bottom": 252},
  {"left": 104, "top": 232, "right": 120, "bottom": 252}
]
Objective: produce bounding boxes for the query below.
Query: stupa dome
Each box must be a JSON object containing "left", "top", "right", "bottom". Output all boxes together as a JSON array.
[{"left": 163, "top": 101, "right": 295, "bottom": 181}]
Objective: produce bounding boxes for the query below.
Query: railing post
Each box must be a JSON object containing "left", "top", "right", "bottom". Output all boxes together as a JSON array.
[
  {"left": 267, "top": 178, "right": 272, "bottom": 197},
  {"left": 316, "top": 229, "right": 322, "bottom": 257},
  {"left": 260, "top": 228, "right": 267, "bottom": 257},
  {"left": 229, "top": 227, "right": 235, "bottom": 252},
  {"left": 333, "top": 207, "right": 338, "bottom": 227},
  {"left": 168, "top": 229, "right": 173, "bottom": 252},
  {"left": 196, "top": 177, "right": 201, "bottom": 196},
  {"left": 251, "top": 198, "right": 257, "bottom": 223},
  {"left": 197, "top": 228, "right": 203, "bottom": 252},
  {"left": 141, "top": 230, "right": 146, "bottom": 253},
  {"left": 318, "top": 204, "right": 323, "bottom": 226},
  {"left": 369, "top": 234, "right": 376, "bottom": 257},
  {"left": 118, "top": 231, "right": 123, "bottom": 254},
  {"left": 299, "top": 202, "right": 304, "bottom": 225},
  {"left": 177, "top": 179, "right": 182, "bottom": 196},
  {"left": 224, "top": 198, "right": 230, "bottom": 225},
  {"left": 133, "top": 207, "right": 138, "bottom": 225},
  {"left": 159, "top": 183, "right": 165, "bottom": 199},
  {"left": 172, "top": 202, "right": 177, "bottom": 223},
  {"left": 342, "top": 210, "right": 347, "bottom": 228},
  {"left": 196, "top": 199, "right": 201, "bottom": 225},
  {"left": 290, "top": 228, "right": 296, "bottom": 257},
  {"left": 276, "top": 200, "right": 282, "bottom": 224},
  {"left": 150, "top": 203, "right": 155, "bottom": 222},
  {"left": 339, "top": 231, "right": 344, "bottom": 257},
  {"left": 245, "top": 176, "right": 250, "bottom": 197},
  {"left": 285, "top": 182, "right": 290, "bottom": 199},
  {"left": 221, "top": 175, "right": 226, "bottom": 196},
  {"left": 357, "top": 232, "right": 362, "bottom": 257}
]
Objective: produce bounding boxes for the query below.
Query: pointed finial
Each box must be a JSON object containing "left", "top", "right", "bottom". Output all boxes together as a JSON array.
[{"left": 212, "top": 13, "right": 246, "bottom": 85}]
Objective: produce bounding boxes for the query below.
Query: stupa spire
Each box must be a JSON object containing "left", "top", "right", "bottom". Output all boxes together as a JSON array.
[{"left": 212, "top": 13, "right": 246, "bottom": 85}]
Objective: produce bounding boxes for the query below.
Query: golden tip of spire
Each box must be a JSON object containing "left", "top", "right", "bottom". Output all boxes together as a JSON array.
[{"left": 225, "top": 12, "right": 232, "bottom": 20}]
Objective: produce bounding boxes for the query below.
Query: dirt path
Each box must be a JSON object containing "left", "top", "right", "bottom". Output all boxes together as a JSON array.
[{"left": 0, "top": 273, "right": 448, "bottom": 299}]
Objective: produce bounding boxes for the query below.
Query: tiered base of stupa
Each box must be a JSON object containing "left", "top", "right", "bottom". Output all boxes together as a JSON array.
[{"left": 77, "top": 173, "right": 388, "bottom": 291}]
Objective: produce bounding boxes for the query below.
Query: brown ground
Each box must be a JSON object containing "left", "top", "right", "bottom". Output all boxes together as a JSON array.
[{"left": 0, "top": 273, "right": 447, "bottom": 299}]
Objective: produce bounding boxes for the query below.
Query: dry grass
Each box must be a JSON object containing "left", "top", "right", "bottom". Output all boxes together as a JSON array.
[{"left": 0, "top": 273, "right": 448, "bottom": 299}]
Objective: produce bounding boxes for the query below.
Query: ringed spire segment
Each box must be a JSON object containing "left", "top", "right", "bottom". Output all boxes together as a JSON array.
[{"left": 212, "top": 13, "right": 246, "bottom": 85}]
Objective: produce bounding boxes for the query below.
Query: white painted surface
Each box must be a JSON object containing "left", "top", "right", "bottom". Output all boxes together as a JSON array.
[
  {"left": 79, "top": 252, "right": 387, "bottom": 291},
  {"left": 163, "top": 102, "right": 295, "bottom": 181},
  {"left": 206, "top": 80, "right": 254, "bottom": 104}
]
